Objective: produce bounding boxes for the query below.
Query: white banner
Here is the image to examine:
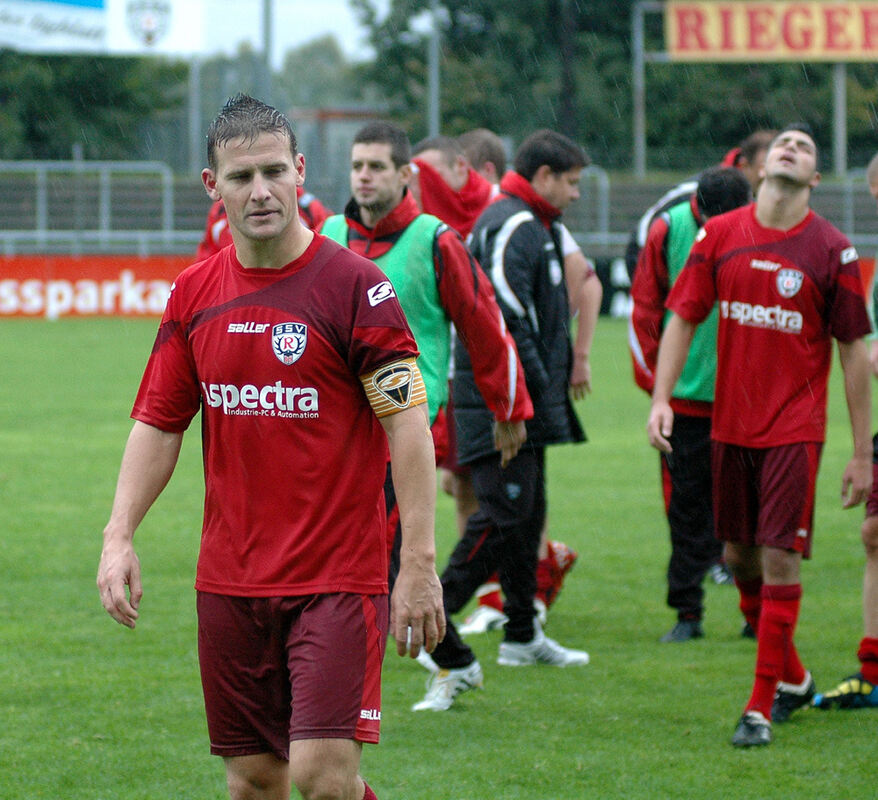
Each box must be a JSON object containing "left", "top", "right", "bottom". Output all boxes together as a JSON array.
[{"left": 0, "top": 0, "right": 205, "bottom": 57}]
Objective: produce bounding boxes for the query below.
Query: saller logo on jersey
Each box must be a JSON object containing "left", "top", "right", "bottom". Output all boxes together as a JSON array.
[
  {"left": 367, "top": 281, "right": 396, "bottom": 307},
  {"left": 272, "top": 322, "right": 307, "bottom": 365},
  {"left": 372, "top": 363, "right": 414, "bottom": 408},
  {"left": 776, "top": 269, "right": 804, "bottom": 298}
]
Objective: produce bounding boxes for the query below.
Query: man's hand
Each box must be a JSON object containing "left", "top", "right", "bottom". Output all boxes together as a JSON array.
[
  {"left": 494, "top": 420, "right": 527, "bottom": 467},
  {"left": 569, "top": 352, "right": 592, "bottom": 400},
  {"left": 97, "top": 534, "right": 142, "bottom": 629},
  {"left": 390, "top": 560, "right": 446, "bottom": 657},
  {"left": 647, "top": 401, "right": 674, "bottom": 454},
  {"left": 841, "top": 454, "right": 873, "bottom": 509}
]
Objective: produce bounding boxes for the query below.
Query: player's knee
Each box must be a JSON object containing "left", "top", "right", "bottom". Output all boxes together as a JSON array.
[
  {"left": 722, "top": 543, "right": 759, "bottom": 580},
  {"left": 862, "top": 514, "right": 878, "bottom": 557},
  {"left": 290, "top": 762, "right": 353, "bottom": 800},
  {"left": 224, "top": 753, "right": 290, "bottom": 800}
]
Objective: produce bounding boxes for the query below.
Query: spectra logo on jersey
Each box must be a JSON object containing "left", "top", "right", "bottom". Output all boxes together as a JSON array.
[
  {"left": 272, "top": 322, "right": 307, "bottom": 365},
  {"left": 720, "top": 300, "right": 803, "bottom": 333},
  {"left": 371, "top": 362, "right": 414, "bottom": 408},
  {"left": 367, "top": 281, "right": 396, "bottom": 307},
  {"left": 201, "top": 381, "right": 319, "bottom": 417}
]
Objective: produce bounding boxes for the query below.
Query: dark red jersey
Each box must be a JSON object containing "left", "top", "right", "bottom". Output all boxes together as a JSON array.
[
  {"left": 132, "top": 234, "right": 419, "bottom": 596},
  {"left": 668, "top": 204, "right": 869, "bottom": 447}
]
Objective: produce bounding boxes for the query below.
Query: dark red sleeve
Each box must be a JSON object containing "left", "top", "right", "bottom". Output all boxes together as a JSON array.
[
  {"left": 195, "top": 201, "right": 233, "bottom": 261},
  {"left": 629, "top": 216, "right": 670, "bottom": 395},
  {"left": 828, "top": 239, "right": 872, "bottom": 343},
  {"left": 434, "top": 228, "right": 533, "bottom": 422}
]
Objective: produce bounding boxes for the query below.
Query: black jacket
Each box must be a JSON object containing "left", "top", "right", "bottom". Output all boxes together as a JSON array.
[{"left": 452, "top": 192, "right": 585, "bottom": 464}]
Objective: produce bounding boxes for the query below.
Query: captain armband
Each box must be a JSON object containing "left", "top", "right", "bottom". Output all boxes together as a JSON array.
[{"left": 360, "top": 357, "right": 427, "bottom": 418}]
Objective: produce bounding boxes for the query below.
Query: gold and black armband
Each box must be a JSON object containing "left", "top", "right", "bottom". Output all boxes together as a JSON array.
[{"left": 360, "top": 357, "right": 427, "bottom": 418}]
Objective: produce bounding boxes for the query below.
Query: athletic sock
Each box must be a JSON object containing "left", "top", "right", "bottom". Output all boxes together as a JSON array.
[
  {"left": 475, "top": 579, "right": 503, "bottom": 612},
  {"left": 363, "top": 781, "right": 378, "bottom": 800},
  {"left": 535, "top": 556, "right": 558, "bottom": 607},
  {"left": 857, "top": 636, "right": 878, "bottom": 684},
  {"left": 734, "top": 575, "right": 763, "bottom": 635},
  {"left": 746, "top": 583, "right": 804, "bottom": 719}
]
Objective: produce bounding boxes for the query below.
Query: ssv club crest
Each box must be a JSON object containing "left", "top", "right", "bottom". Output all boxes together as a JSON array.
[{"left": 272, "top": 322, "right": 307, "bottom": 365}]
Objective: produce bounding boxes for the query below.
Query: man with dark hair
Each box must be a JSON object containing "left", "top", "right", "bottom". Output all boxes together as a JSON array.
[
  {"left": 813, "top": 151, "right": 878, "bottom": 711},
  {"left": 319, "top": 121, "right": 533, "bottom": 629},
  {"left": 353, "top": 120, "right": 412, "bottom": 168},
  {"left": 648, "top": 124, "right": 872, "bottom": 747},
  {"left": 97, "top": 95, "right": 445, "bottom": 800},
  {"left": 411, "top": 129, "right": 592, "bottom": 713},
  {"left": 630, "top": 166, "right": 752, "bottom": 643}
]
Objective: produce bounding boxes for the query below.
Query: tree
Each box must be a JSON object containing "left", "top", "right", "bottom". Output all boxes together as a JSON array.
[
  {"left": 274, "top": 35, "right": 376, "bottom": 110},
  {"left": 0, "top": 51, "right": 187, "bottom": 160},
  {"left": 347, "top": 1, "right": 878, "bottom": 171}
]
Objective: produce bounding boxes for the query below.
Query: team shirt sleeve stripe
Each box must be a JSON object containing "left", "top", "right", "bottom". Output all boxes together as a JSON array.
[{"left": 361, "top": 357, "right": 428, "bottom": 418}]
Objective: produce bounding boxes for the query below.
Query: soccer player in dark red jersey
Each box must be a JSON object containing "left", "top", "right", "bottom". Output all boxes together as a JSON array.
[
  {"left": 97, "top": 95, "right": 444, "bottom": 800},
  {"left": 648, "top": 123, "right": 872, "bottom": 747}
]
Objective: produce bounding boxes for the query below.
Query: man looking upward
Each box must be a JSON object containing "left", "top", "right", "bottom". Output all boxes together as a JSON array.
[{"left": 648, "top": 124, "right": 872, "bottom": 747}]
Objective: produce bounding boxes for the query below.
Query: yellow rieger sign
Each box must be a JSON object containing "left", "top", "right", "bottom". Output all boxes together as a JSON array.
[{"left": 666, "top": 1, "right": 878, "bottom": 60}]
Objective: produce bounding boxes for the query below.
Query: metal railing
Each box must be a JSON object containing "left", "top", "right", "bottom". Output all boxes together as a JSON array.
[
  {"left": 0, "top": 160, "right": 191, "bottom": 255},
  {"left": 1, "top": 159, "right": 877, "bottom": 257}
]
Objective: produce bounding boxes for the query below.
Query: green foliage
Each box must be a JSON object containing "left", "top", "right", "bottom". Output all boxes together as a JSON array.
[
  {"left": 349, "top": 1, "right": 878, "bottom": 170},
  {"left": 0, "top": 51, "right": 187, "bottom": 160},
  {"left": 272, "top": 34, "right": 383, "bottom": 112},
  {"left": 1, "top": 316, "right": 876, "bottom": 798}
]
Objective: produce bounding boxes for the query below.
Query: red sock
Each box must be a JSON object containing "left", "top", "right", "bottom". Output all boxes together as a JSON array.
[
  {"left": 363, "top": 781, "right": 378, "bottom": 800},
  {"left": 746, "top": 583, "right": 805, "bottom": 719},
  {"left": 535, "top": 556, "right": 557, "bottom": 607},
  {"left": 476, "top": 578, "right": 503, "bottom": 612},
  {"left": 734, "top": 576, "right": 763, "bottom": 635},
  {"left": 857, "top": 636, "right": 878, "bottom": 684}
]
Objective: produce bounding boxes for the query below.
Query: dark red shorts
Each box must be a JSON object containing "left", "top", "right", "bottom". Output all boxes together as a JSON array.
[
  {"left": 866, "top": 433, "right": 878, "bottom": 517},
  {"left": 437, "top": 388, "right": 470, "bottom": 476},
  {"left": 711, "top": 441, "right": 822, "bottom": 558},
  {"left": 196, "top": 592, "right": 388, "bottom": 760}
]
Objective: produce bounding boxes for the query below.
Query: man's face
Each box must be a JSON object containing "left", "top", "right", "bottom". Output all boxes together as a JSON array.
[
  {"left": 202, "top": 131, "right": 304, "bottom": 241},
  {"left": 762, "top": 131, "right": 820, "bottom": 189},
  {"left": 535, "top": 166, "right": 582, "bottom": 211},
  {"left": 350, "top": 142, "right": 410, "bottom": 220}
]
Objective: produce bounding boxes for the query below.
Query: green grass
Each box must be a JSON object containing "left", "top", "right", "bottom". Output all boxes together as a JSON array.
[{"left": 1, "top": 316, "right": 875, "bottom": 799}]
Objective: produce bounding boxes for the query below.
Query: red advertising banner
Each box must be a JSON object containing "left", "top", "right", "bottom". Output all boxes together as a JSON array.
[
  {"left": 0, "top": 255, "right": 190, "bottom": 319},
  {"left": 666, "top": 1, "right": 878, "bottom": 61}
]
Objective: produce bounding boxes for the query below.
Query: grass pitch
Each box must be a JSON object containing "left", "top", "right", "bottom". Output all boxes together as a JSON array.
[{"left": 0, "top": 316, "right": 874, "bottom": 799}]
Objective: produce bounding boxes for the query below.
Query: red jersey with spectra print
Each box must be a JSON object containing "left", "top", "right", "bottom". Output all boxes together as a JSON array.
[
  {"left": 667, "top": 204, "right": 869, "bottom": 448},
  {"left": 132, "top": 234, "right": 420, "bottom": 596}
]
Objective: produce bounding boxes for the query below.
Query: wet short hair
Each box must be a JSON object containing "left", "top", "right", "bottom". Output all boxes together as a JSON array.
[
  {"left": 353, "top": 121, "right": 411, "bottom": 168},
  {"left": 696, "top": 167, "right": 752, "bottom": 219},
  {"left": 412, "top": 135, "right": 462, "bottom": 166},
  {"left": 206, "top": 94, "right": 296, "bottom": 172},
  {"left": 458, "top": 128, "right": 507, "bottom": 175},
  {"left": 513, "top": 129, "right": 589, "bottom": 181}
]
